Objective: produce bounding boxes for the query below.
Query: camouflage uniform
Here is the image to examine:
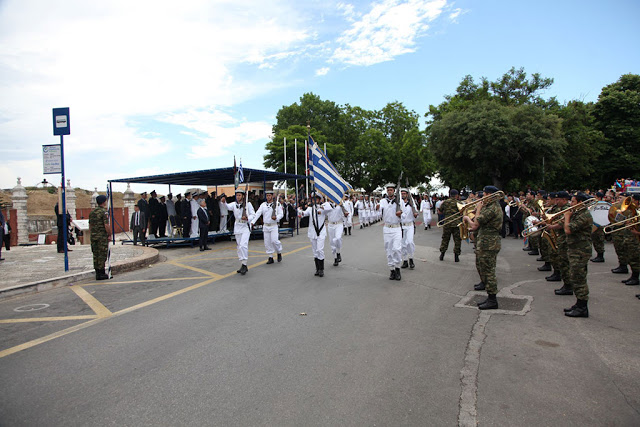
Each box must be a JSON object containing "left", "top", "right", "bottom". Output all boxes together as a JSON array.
[
  {"left": 545, "top": 205, "right": 560, "bottom": 269},
  {"left": 566, "top": 208, "right": 593, "bottom": 301},
  {"left": 89, "top": 206, "right": 109, "bottom": 271},
  {"left": 475, "top": 200, "right": 503, "bottom": 295},
  {"left": 622, "top": 228, "right": 640, "bottom": 272},
  {"left": 554, "top": 207, "right": 570, "bottom": 286},
  {"left": 439, "top": 198, "right": 462, "bottom": 255},
  {"left": 591, "top": 226, "right": 605, "bottom": 255},
  {"left": 610, "top": 201, "right": 628, "bottom": 266}
]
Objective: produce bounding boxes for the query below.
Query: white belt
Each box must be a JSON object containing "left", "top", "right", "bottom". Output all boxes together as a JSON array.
[
  {"left": 263, "top": 222, "right": 277, "bottom": 226},
  {"left": 385, "top": 223, "right": 401, "bottom": 228},
  {"left": 236, "top": 220, "right": 247, "bottom": 224},
  {"left": 402, "top": 222, "right": 414, "bottom": 227},
  {"left": 329, "top": 221, "right": 343, "bottom": 225}
]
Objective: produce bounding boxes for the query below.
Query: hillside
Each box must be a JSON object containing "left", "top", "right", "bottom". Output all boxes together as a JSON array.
[{"left": 0, "top": 188, "right": 132, "bottom": 216}]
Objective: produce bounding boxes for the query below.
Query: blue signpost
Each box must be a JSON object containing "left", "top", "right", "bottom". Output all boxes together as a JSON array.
[{"left": 52, "top": 108, "right": 70, "bottom": 271}]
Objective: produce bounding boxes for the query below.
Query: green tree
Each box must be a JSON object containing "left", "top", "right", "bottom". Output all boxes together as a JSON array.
[{"left": 593, "top": 73, "right": 640, "bottom": 185}]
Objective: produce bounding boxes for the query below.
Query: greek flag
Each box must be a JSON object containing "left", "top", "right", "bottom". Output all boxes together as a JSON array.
[
  {"left": 238, "top": 160, "right": 244, "bottom": 184},
  {"left": 309, "top": 136, "right": 352, "bottom": 204}
]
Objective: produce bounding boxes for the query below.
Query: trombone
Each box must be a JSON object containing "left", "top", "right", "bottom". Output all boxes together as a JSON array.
[
  {"left": 522, "top": 198, "right": 598, "bottom": 237},
  {"left": 603, "top": 214, "right": 640, "bottom": 234},
  {"left": 437, "top": 191, "right": 505, "bottom": 228}
]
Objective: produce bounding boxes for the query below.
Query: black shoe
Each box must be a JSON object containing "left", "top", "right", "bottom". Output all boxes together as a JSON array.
[
  {"left": 344, "top": 228, "right": 347, "bottom": 235},
  {"left": 277, "top": 253, "right": 282, "bottom": 262},
  {"left": 337, "top": 253, "right": 342, "bottom": 263},
  {"left": 360, "top": 225, "right": 363, "bottom": 229},
  {"left": 565, "top": 300, "right": 588, "bottom": 318},
  {"left": 564, "top": 304, "right": 578, "bottom": 313},
  {"left": 266, "top": 257, "right": 274, "bottom": 264},
  {"left": 455, "top": 254, "right": 460, "bottom": 262},
  {"left": 536, "top": 256, "right": 544, "bottom": 262},
  {"left": 538, "top": 262, "right": 552, "bottom": 272},
  {"left": 204, "top": 247, "right": 211, "bottom": 250},
  {"left": 348, "top": 228, "right": 351, "bottom": 235},
  {"left": 425, "top": 227, "right": 428, "bottom": 230},
  {"left": 240, "top": 264, "right": 248, "bottom": 275},
  {"left": 636, "top": 294, "right": 640, "bottom": 300},
  {"left": 590, "top": 254, "right": 604, "bottom": 263},
  {"left": 522, "top": 246, "right": 531, "bottom": 251},
  {"left": 389, "top": 270, "right": 396, "bottom": 280},
  {"left": 318, "top": 259, "right": 324, "bottom": 277},
  {"left": 95, "top": 269, "right": 102, "bottom": 280},
  {"left": 314, "top": 258, "right": 320, "bottom": 276},
  {"left": 474, "top": 282, "right": 485, "bottom": 291},
  {"left": 528, "top": 249, "right": 539, "bottom": 256},
  {"left": 395, "top": 267, "right": 401, "bottom": 280},
  {"left": 97, "top": 269, "right": 110, "bottom": 280},
  {"left": 624, "top": 272, "right": 639, "bottom": 286},
  {"left": 333, "top": 258, "right": 339, "bottom": 266},
  {"left": 612, "top": 265, "right": 629, "bottom": 274},
  {"left": 439, "top": 252, "right": 445, "bottom": 261},
  {"left": 200, "top": 248, "right": 205, "bottom": 251},
  {"left": 409, "top": 259, "right": 415, "bottom": 269},
  {"left": 237, "top": 264, "right": 243, "bottom": 273},
  {"left": 545, "top": 271, "right": 561, "bottom": 282},
  {"left": 478, "top": 294, "right": 498, "bottom": 310},
  {"left": 401, "top": 260, "right": 409, "bottom": 269},
  {"left": 554, "top": 285, "right": 573, "bottom": 296}
]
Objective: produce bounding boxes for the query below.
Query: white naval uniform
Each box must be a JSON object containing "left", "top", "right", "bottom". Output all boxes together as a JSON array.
[
  {"left": 190, "top": 198, "right": 200, "bottom": 238},
  {"left": 377, "top": 197, "right": 403, "bottom": 269},
  {"left": 326, "top": 203, "right": 346, "bottom": 256},
  {"left": 343, "top": 199, "right": 354, "bottom": 228},
  {"left": 401, "top": 200, "right": 417, "bottom": 260},
  {"left": 224, "top": 201, "right": 256, "bottom": 265},
  {"left": 299, "top": 203, "right": 328, "bottom": 260},
  {"left": 251, "top": 201, "right": 283, "bottom": 256},
  {"left": 355, "top": 199, "right": 366, "bottom": 225},
  {"left": 364, "top": 199, "right": 371, "bottom": 224},
  {"left": 420, "top": 199, "right": 432, "bottom": 228}
]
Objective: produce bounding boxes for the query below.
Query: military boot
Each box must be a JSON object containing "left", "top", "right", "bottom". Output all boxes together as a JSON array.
[
  {"left": 522, "top": 246, "right": 531, "bottom": 251},
  {"left": 336, "top": 253, "right": 342, "bottom": 263},
  {"left": 401, "top": 260, "right": 409, "bottom": 269},
  {"left": 536, "top": 256, "right": 544, "bottom": 262},
  {"left": 538, "top": 262, "right": 552, "bottom": 272},
  {"left": 590, "top": 253, "right": 604, "bottom": 263},
  {"left": 409, "top": 259, "right": 415, "bottom": 269},
  {"left": 528, "top": 248, "right": 539, "bottom": 256},
  {"left": 95, "top": 269, "right": 102, "bottom": 280},
  {"left": 554, "top": 285, "right": 573, "bottom": 295},
  {"left": 395, "top": 267, "right": 401, "bottom": 281},
  {"left": 266, "top": 257, "right": 274, "bottom": 264},
  {"left": 474, "top": 282, "right": 485, "bottom": 291},
  {"left": 333, "top": 257, "right": 339, "bottom": 267},
  {"left": 611, "top": 264, "right": 629, "bottom": 274},
  {"left": 389, "top": 269, "right": 396, "bottom": 280},
  {"left": 455, "top": 253, "right": 460, "bottom": 262},
  {"left": 239, "top": 264, "right": 248, "bottom": 275},
  {"left": 545, "top": 271, "right": 561, "bottom": 281},
  {"left": 564, "top": 299, "right": 588, "bottom": 318},
  {"left": 478, "top": 294, "right": 498, "bottom": 310},
  {"left": 623, "top": 272, "right": 639, "bottom": 286},
  {"left": 314, "top": 258, "right": 320, "bottom": 276},
  {"left": 277, "top": 253, "right": 282, "bottom": 262},
  {"left": 318, "top": 259, "right": 324, "bottom": 277},
  {"left": 97, "top": 269, "right": 110, "bottom": 280},
  {"left": 439, "top": 252, "right": 445, "bottom": 261},
  {"left": 564, "top": 302, "right": 578, "bottom": 313}
]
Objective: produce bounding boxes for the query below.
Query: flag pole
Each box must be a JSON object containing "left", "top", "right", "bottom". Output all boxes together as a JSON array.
[
  {"left": 304, "top": 133, "right": 309, "bottom": 199},
  {"left": 294, "top": 138, "right": 298, "bottom": 235}
]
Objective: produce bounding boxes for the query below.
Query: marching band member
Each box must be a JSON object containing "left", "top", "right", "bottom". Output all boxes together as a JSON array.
[{"left": 438, "top": 189, "right": 462, "bottom": 262}]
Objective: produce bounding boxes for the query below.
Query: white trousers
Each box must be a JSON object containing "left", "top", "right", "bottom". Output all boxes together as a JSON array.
[
  {"left": 343, "top": 213, "right": 353, "bottom": 228},
  {"left": 383, "top": 227, "right": 403, "bottom": 268},
  {"left": 310, "top": 234, "right": 326, "bottom": 260},
  {"left": 190, "top": 218, "right": 199, "bottom": 238},
  {"left": 402, "top": 226, "right": 415, "bottom": 259},
  {"left": 361, "top": 210, "right": 368, "bottom": 225},
  {"left": 235, "top": 230, "right": 250, "bottom": 264},
  {"left": 220, "top": 215, "right": 228, "bottom": 231},
  {"left": 328, "top": 224, "right": 343, "bottom": 255},
  {"left": 422, "top": 211, "right": 432, "bottom": 227},
  {"left": 263, "top": 225, "right": 282, "bottom": 255}
]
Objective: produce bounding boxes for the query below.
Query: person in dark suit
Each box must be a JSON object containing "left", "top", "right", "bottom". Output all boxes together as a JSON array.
[
  {"left": 0, "top": 209, "right": 5, "bottom": 260},
  {"left": 137, "top": 192, "right": 150, "bottom": 238},
  {"left": 207, "top": 191, "right": 221, "bottom": 232},
  {"left": 197, "top": 199, "right": 211, "bottom": 251},
  {"left": 174, "top": 194, "right": 183, "bottom": 229},
  {"left": 54, "top": 202, "right": 72, "bottom": 253},
  {"left": 148, "top": 190, "right": 161, "bottom": 238},
  {"left": 158, "top": 195, "right": 168, "bottom": 237},
  {"left": 181, "top": 192, "right": 192, "bottom": 237},
  {"left": 130, "top": 204, "right": 147, "bottom": 245}
]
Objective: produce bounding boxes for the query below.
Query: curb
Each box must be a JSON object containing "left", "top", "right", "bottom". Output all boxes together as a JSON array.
[{"left": 0, "top": 246, "right": 159, "bottom": 301}]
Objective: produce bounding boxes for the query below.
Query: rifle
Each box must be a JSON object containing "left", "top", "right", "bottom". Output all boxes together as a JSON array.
[
  {"left": 395, "top": 171, "right": 403, "bottom": 214},
  {"left": 405, "top": 177, "right": 419, "bottom": 216},
  {"left": 241, "top": 172, "right": 251, "bottom": 220},
  {"left": 272, "top": 190, "right": 279, "bottom": 221}
]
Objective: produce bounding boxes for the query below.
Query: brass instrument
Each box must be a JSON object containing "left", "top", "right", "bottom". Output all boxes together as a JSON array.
[
  {"left": 523, "top": 198, "right": 598, "bottom": 236},
  {"left": 603, "top": 213, "right": 640, "bottom": 235},
  {"left": 603, "top": 196, "right": 639, "bottom": 238},
  {"left": 437, "top": 190, "right": 506, "bottom": 228}
]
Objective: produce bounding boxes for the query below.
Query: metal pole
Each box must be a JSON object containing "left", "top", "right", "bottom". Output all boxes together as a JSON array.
[
  {"left": 295, "top": 138, "right": 298, "bottom": 235},
  {"left": 305, "top": 138, "right": 309, "bottom": 199},
  {"left": 109, "top": 182, "right": 115, "bottom": 244},
  {"left": 60, "top": 134, "right": 68, "bottom": 271},
  {"left": 284, "top": 137, "right": 287, "bottom": 196}
]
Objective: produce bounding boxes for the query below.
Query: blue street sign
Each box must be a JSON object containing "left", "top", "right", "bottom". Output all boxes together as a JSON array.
[{"left": 52, "top": 107, "right": 70, "bottom": 136}]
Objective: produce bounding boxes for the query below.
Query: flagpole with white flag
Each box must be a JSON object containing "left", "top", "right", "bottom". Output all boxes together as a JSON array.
[{"left": 284, "top": 137, "right": 287, "bottom": 195}]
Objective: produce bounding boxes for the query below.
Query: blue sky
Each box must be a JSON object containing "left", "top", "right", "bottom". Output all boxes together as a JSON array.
[{"left": 1, "top": 0, "right": 638, "bottom": 195}]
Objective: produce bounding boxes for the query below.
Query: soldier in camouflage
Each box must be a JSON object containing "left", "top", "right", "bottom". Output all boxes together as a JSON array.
[
  {"left": 620, "top": 193, "right": 640, "bottom": 286},
  {"left": 610, "top": 192, "right": 631, "bottom": 275},
  {"left": 560, "top": 192, "right": 593, "bottom": 318},
  {"left": 537, "top": 193, "right": 553, "bottom": 272},
  {"left": 589, "top": 191, "right": 607, "bottom": 263},
  {"left": 438, "top": 189, "right": 462, "bottom": 262},
  {"left": 463, "top": 185, "right": 503, "bottom": 310},
  {"left": 549, "top": 191, "right": 572, "bottom": 295},
  {"left": 89, "top": 195, "right": 112, "bottom": 280},
  {"left": 543, "top": 193, "right": 563, "bottom": 282}
]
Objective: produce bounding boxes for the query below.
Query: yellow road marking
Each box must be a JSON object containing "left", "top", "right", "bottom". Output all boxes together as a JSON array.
[
  {"left": 0, "top": 315, "right": 98, "bottom": 324},
  {"left": 172, "top": 246, "right": 229, "bottom": 261},
  {"left": 248, "top": 249, "right": 267, "bottom": 254},
  {"left": 82, "top": 276, "right": 210, "bottom": 286},
  {"left": 70, "top": 286, "right": 112, "bottom": 318},
  {"left": 168, "top": 261, "right": 223, "bottom": 278},
  {"left": 0, "top": 244, "right": 311, "bottom": 359}
]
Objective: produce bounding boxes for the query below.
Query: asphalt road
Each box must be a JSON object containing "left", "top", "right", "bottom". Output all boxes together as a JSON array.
[{"left": 0, "top": 225, "right": 639, "bottom": 426}]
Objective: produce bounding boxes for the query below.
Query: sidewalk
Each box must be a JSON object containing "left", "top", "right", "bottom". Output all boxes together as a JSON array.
[{"left": 0, "top": 241, "right": 158, "bottom": 299}]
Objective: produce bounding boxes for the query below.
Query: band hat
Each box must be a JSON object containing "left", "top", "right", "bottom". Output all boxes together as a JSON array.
[
  {"left": 265, "top": 190, "right": 274, "bottom": 194},
  {"left": 483, "top": 185, "right": 499, "bottom": 194},
  {"left": 632, "top": 194, "right": 640, "bottom": 202},
  {"left": 385, "top": 183, "right": 396, "bottom": 188},
  {"left": 184, "top": 191, "right": 191, "bottom": 196},
  {"left": 595, "top": 191, "right": 605, "bottom": 198},
  {"left": 400, "top": 188, "right": 409, "bottom": 193},
  {"left": 549, "top": 192, "right": 557, "bottom": 198},
  {"left": 150, "top": 190, "right": 156, "bottom": 195},
  {"left": 176, "top": 194, "right": 181, "bottom": 197},
  {"left": 140, "top": 191, "right": 147, "bottom": 196},
  {"left": 96, "top": 195, "right": 107, "bottom": 205},
  {"left": 574, "top": 192, "right": 590, "bottom": 202},
  {"left": 235, "top": 189, "right": 246, "bottom": 194},
  {"left": 159, "top": 195, "right": 165, "bottom": 200},
  {"left": 450, "top": 189, "right": 459, "bottom": 196},
  {"left": 167, "top": 193, "right": 172, "bottom": 197},
  {"left": 556, "top": 191, "right": 571, "bottom": 200}
]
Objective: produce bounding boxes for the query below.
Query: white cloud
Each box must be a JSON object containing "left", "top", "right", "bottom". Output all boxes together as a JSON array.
[
  {"left": 316, "top": 67, "right": 331, "bottom": 76},
  {"left": 331, "top": 0, "right": 447, "bottom": 66}
]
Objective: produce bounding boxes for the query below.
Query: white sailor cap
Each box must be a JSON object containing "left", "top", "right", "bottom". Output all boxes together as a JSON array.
[
  {"left": 401, "top": 188, "right": 409, "bottom": 193},
  {"left": 385, "top": 183, "right": 396, "bottom": 189},
  {"left": 265, "top": 190, "right": 274, "bottom": 194},
  {"left": 235, "top": 189, "right": 246, "bottom": 194}
]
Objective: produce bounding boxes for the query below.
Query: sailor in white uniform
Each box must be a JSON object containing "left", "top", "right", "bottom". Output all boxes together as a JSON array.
[
  {"left": 342, "top": 193, "right": 354, "bottom": 235},
  {"left": 299, "top": 193, "right": 328, "bottom": 277},
  {"left": 326, "top": 200, "right": 348, "bottom": 266},
  {"left": 251, "top": 190, "right": 283, "bottom": 264},
  {"left": 400, "top": 188, "right": 419, "bottom": 270},
  {"left": 375, "top": 183, "right": 403, "bottom": 280},
  {"left": 355, "top": 195, "right": 366, "bottom": 229},
  {"left": 420, "top": 194, "right": 433, "bottom": 230},
  {"left": 221, "top": 189, "right": 255, "bottom": 275},
  {"left": 190, "top": 191, "right": 200, "bottom": 238}
]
